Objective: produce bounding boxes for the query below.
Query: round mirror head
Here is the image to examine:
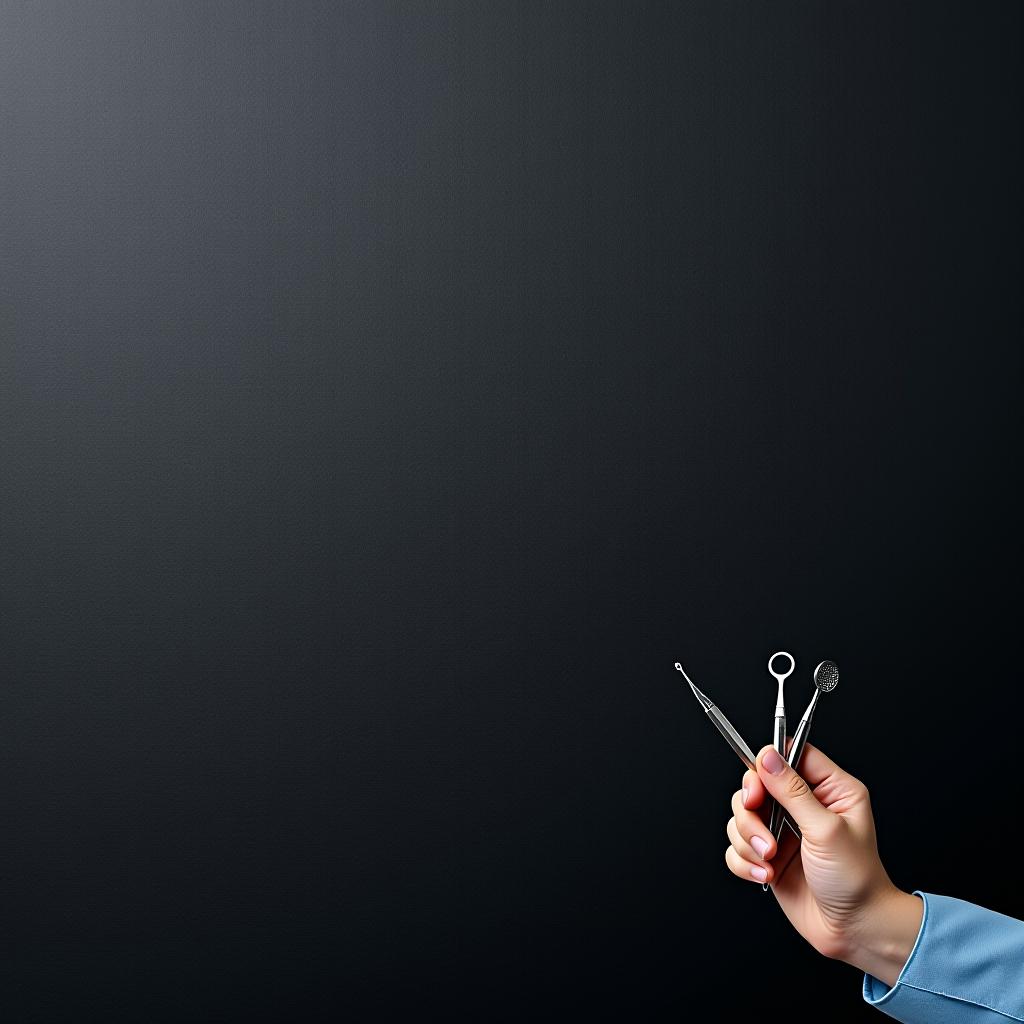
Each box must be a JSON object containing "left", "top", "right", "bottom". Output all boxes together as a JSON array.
[{"left": 813, "top": 660, "right": 839, "bottom": 692}]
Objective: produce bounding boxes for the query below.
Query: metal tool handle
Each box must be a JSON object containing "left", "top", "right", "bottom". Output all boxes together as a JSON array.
[
  {"left": 768, "top": 713, "right": 813, "bottom": 843},
  {"left": 702, "top": 706, "right": 801, "bottom": 838},
  {"left": 761, "top": 715, "right": 788, "bottom": 890},
  {"left": 765, "top": 716, "right": 786, "bottom": 860},
  {"left": 765, "top": 714, "right": 786, "bottom": 837},
  {"left": 706, "top": 705, "right": 757, "bottom": 770},
  {"left": 772, "top": 716, "right": 786, "bottom": 754}
]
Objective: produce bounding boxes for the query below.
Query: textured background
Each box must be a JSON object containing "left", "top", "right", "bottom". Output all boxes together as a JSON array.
[{"left": 1, "top": 2, "right": 1021, "bottom": 1020}]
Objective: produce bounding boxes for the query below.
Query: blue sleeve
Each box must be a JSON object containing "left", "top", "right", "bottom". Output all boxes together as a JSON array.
[{"left": 863, "top": 891, "right": 1024, "bottom": 1022}]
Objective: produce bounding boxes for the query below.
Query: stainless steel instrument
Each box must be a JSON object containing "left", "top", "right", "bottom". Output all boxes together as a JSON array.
[
  {"left": 676, "top": 662, "right": 800, "bottom": 839},
  {"left": 677, "top": 662, "right": 758, "bottom": 769},
  {"left": 767, "top": 659, "right": 839, "bottom": 844},
  {"left": 765, "top": 651, "right": 794, "bottom": 852}
]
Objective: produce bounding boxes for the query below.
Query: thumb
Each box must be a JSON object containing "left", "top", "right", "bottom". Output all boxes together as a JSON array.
[{"left": 756, "top": 746, "right": 836, "bottom": 840}]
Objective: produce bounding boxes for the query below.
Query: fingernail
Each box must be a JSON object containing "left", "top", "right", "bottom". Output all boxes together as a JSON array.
[
  {"left": 742, "top": 786, "right": 748, "bottom": 807},
  {"left": 750, "top": 836, "right": 769, "bottom": 860},
  {"left": 763, "top": 749, "right": 785, "bottom": 775},
  {"left": 751, "top": 865, "right": 768, "bottom": 882}
]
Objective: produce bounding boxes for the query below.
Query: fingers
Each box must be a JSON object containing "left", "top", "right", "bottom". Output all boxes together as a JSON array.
[
  {"left": 791, "top": 742, "right": 853, "bottom": 788},
  {"left": 730, "top": 789, "right": 778, "bottom": 860},
  {"left": 724, "top": 783, "right": 778, "bottom": 885},
  {"left": 785, "top": 742, "right": 871, "bottom": 816},
  {"left": 725, "top": 843, "right": 773, "bottom": 884},
  {"left": 727, "top": 816, "right": 776, "bottom": 872},
  {"left": 755, "top": 745, "right": 838, "bottom": 842},
  {"left": 739, "top": 769, "right": 767, "bottom": 811}
]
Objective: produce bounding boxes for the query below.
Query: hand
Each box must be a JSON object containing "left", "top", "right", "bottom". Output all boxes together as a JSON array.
[{"left": 725, "top": 742, "right": 923, "bottom": 987}]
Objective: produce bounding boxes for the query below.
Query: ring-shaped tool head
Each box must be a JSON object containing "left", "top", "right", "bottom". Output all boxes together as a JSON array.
[{"left": 768, "top": 651, "right": 795, "bottom": 685}]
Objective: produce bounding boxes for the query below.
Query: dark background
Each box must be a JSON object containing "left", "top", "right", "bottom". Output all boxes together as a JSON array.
[{"left": 1, "top": 2, "right": 1021, "bottom": 1020}]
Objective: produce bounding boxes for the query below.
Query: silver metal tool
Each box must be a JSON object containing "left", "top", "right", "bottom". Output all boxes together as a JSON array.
[
  {"left": 676, "top": 662, "right": 800, "bottom": 839},
  {"left": 766, "top": 659, "right": 839, "bottom": 845},
  {"left": 768, "top": 652, "right": 794, "bottom": 760},
  {"left": 677, "top": 662, "right": 758, "bottom": 770},
  {"left": 765, "top": 651, "right": 794, "bottom": 850}
]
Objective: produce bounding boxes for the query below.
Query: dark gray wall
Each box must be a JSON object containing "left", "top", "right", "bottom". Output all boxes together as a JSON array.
[{"left": 1, "top": 2, "right": 1021, "bottom": 1020}]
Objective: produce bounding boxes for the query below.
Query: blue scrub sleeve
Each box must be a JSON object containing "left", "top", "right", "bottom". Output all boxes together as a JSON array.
[{"left": 863, "top": 891, "right": 1024, "bottom": 1022}]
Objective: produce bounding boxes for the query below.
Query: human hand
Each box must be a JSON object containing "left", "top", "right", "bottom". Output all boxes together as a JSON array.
[{"left": 725, "top": 742, "right": 923, "bottom": 987}]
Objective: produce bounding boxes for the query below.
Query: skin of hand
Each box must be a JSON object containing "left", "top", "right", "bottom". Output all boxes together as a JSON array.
[{"left": 725, "top": 742, "right": 923, "bottom": 988}]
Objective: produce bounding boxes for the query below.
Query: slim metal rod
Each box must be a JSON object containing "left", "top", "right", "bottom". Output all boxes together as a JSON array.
[{"left": 676, "top": 663, "right": 801, "bottom": 840}]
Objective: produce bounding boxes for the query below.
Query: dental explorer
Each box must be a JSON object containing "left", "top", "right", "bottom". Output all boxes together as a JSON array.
[{"left": 677, "top": 662, "right": 800, "bottom": 839}]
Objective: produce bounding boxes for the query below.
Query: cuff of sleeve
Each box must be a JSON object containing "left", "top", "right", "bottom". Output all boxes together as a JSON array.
[{"left": 862, "top": 891, "right": 928, "bottom": 1011}]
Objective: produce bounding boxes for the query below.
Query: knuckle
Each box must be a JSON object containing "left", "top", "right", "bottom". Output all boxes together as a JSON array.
[{"left": 783, "top": 773, "right": 809, "bottom": 800}]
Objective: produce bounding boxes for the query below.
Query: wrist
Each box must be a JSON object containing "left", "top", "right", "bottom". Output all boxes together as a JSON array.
[{"left": 842, "top": 885, "right": 923, "bottom": 989}]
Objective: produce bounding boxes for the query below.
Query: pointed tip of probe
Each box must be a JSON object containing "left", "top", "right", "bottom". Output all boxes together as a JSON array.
[{"left": 675, "top": 661, "right": 713, "bottom": 710}]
